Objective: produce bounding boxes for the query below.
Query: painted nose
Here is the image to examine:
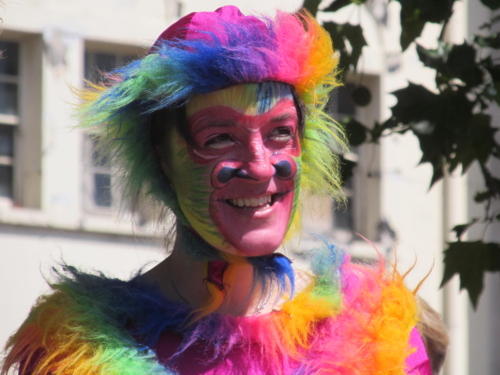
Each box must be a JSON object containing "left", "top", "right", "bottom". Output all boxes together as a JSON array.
[
  {"left": 235, "top": 134, "right": 276, "bottom": 183},
  {"left": 244, "top": 157, "right": 276, "bottom": 182},
  {"left": 211, "top": 159, "right": 274, "bottom": 189},
  {"left": 211, "top": 155, "right": 297, "bottom": 189},
  {"left": 269, "top": 154, "right": 297, "bottom": 180}
]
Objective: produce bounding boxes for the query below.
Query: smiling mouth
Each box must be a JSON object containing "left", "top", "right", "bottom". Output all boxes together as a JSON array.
[{"left": 226, "top": 194, "right": 279, "bottom": 209}]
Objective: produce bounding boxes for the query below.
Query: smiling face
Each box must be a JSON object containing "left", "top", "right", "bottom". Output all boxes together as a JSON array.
[{"left": 162, "top": 82, "right": 302, "bottom": 257}]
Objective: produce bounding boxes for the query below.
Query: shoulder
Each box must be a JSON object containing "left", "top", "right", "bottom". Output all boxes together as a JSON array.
[
  {"left": 304, "top": 241, "right": 429, "bottom": 374},
  {"left": 2, "top": 267, "right": 177, "bottom": 375},
  {"left": 339, "top": 261, "right": 432, "bottom": 374}
]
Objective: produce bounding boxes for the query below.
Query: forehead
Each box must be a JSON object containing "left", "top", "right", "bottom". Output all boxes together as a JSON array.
[{"left": 186, "top": 82, "right": 295, "bottom": 117}]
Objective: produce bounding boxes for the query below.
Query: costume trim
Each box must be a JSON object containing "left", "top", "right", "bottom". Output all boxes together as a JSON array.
[
  {"left": 3, "top": 244, "right": 421, "bottom": 375},
  {"left": 77, "top": 8, "right": 347, "bottom": 238}
]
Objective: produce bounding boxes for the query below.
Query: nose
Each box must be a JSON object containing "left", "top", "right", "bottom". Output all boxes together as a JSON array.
[
  {"left": 240, "top": 134, "right": 275, "bottom": 182},
  {"left": 210, "top": 134, "right": 275, "bottom": 189},
  {"left": 269, "top": 154, "right": 297, "bottom": 180}
]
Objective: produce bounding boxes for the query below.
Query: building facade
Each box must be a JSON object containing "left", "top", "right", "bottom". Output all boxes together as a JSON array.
[{"left": 1, "top": 0, "right": 498, "bottom": 374}]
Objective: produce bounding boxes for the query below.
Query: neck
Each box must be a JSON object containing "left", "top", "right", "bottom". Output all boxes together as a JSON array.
[{"left": 143, "top": 235, "right": 282, "bottom": 317}]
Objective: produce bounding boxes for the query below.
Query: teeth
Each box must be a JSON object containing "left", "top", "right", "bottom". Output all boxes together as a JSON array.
[{"left": 229, "top": 195, "right": 273, "bottom": 208}]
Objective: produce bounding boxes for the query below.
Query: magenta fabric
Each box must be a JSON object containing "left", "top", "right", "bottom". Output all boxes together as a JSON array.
[
  {"left": 152, "top": 322, "right": 432, "bottom": 374},
  {"left": 406, "top": 327, "right": 432, "bottom": 375},
  {"left": 151, "top": 6, "right": 266, "bottom": 50}
]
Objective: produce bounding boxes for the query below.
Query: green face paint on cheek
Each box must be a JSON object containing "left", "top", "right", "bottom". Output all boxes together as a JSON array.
[
  {"left": 169, "top": 82, "right": 302, "bottom": 256},
  {"left": 287, "top": 156, "right": 302, "bottom": 232},
  {"left": 169, "top": 130, "right": 231, "bottom": 250}
]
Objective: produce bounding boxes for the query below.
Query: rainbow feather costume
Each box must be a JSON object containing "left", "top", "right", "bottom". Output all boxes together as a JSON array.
[
  {"left": 2, "top": 8, "right": 430, "bottom": 375},
  {"left": 2, "top": 243, "right": 430, "bottom": 375}
]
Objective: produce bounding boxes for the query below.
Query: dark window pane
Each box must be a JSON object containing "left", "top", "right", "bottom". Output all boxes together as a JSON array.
[
  {"left": 334, "top": 197, "right": 354, "bottom": 230},
  {"left": 337, "top": 83, "right": 356, "bottom": 116},
  {"left": 123, "top": 55, "right": 136, "bottom": 65},
  {"left": 0, "top": 125, "right": 14, "bottom": 157},
  {"left": 95, "top": 53, "right": 117, "bottom": 72},
  {"left": 85, "top": 52, "right": 116, "bottom": 83},
  {"left": 91, "top": 140, "right": 109, "bottom": 167},
  {"left": 0, "top": 165, "right": 13, "bottom": 198},
  {"left": 0, "top": 83, "right": 18, "bottom": 115},
  {"left": 84, "top": 51, "right": 91, "bottom": 81},
  {"left": 94, "top": 173, "right": 112, "bottom": 207},
  {"left": 0, "top": 42, "right": 19, "bottom": 76}
]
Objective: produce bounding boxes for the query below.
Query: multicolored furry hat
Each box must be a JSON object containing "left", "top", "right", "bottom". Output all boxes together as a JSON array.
[
  {"left": 78, "top": 6, "right": 348, "bottom": 315},
  {"left": 78, "top": 6, "right": 346, "bottom": 230}
]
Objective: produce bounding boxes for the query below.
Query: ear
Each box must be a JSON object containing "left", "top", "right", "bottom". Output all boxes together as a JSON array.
[
  {"left": 154, "top": 143, "right": 177, "bottom": 195},
  {"left": 155, "top": 143, "right": 172, "bottom": 178}
]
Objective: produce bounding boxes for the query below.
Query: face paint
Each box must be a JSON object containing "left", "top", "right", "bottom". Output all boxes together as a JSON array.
[{"left": 167, "top": 82, "right": 301, "bottom": 256}]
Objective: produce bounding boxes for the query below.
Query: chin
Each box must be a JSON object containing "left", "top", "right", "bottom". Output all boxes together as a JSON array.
[
  {"left": 208, "top": 189, "right": 294, "bottom": 258},
  {"left": 222, "top": 230, "right": 286, "bottom": 257}
]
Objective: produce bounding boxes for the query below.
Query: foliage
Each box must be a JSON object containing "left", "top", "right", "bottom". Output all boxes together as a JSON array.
[{"left": 303, "top": 0, "right": 500, "bottom": 308}]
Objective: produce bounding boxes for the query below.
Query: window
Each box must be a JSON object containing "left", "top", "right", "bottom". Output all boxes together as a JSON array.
[
  {"left": 0, "top": 41, "right": 20, "bottom": 199},
  {"left": 83, "top": 50, "right": 135, "bottom": 211},
  {"left": 329, "top": 82, "right": 357, "bottom": 232},
  {"left": 328, "top": 77, "right": 383, "bottom": 249}
]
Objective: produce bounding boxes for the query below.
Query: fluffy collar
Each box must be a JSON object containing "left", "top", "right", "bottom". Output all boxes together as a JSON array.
[{"left": 3, "top": 244, "right": 418, "bottom": 375}]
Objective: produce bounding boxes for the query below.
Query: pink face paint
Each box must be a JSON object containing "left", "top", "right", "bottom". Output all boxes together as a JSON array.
[{"left": 168, "top": 82, "right": 301, "bottom": 256}]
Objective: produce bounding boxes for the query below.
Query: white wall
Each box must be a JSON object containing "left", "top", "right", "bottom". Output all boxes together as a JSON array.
[{"left": 0, "top": 225, "right": 165, "bottom": 352}]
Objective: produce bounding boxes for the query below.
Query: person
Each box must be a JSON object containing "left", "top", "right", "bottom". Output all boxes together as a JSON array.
[
  {"left": 416, "top": 297, "right": 449, "bottom": 374},
  {"left": 2, "top": 6, "right": 432, "bottom": 375}
]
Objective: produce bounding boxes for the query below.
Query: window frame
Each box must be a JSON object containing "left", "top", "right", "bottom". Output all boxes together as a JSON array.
[
  {"left": 82, "top": 46, "right": 140, "bottom": 214},
  {"left": 0, "top": 40, "right": 21, "bottom": 202},
  {"left": 329, "top": 76, "right": 382, "bottom": 246}
]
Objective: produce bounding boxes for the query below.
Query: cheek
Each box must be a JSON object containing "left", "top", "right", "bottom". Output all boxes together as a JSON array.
[
  {"left": 168, "top": 140, "right": 213, "bottom": 212},
  {"left": 172, "top": 152, "right": 212, "bottom": 203},
  {"left": 269, "top": 154, "right": 298, "bottom": 181}
]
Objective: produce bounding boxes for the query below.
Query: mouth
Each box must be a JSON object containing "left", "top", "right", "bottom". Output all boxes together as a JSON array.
[{"left": 226, "top": 194, "right": 281, "bottom": 209}]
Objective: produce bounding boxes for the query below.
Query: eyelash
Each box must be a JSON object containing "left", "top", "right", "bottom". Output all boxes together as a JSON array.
[
  {"left": 203, "top": 127, "right": 295, "bottom": 149},
  {"left": 204, "top": 134, "right": 234, "bottom": 149},
  {"left": 268, "top": 127, "right": 293, "bottom": 142}
]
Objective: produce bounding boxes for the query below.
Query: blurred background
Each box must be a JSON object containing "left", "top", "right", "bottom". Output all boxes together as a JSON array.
[{"left": 1, "top": 0, "right": 499, "bottom": 374}]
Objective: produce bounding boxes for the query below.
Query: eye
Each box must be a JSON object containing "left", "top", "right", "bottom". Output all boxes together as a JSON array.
[
  {"left": 204, "top": 133, "right": 235, "bottom": 149},
  {"left": 268, "top": 127, "right": 294, "bottom": 142}
]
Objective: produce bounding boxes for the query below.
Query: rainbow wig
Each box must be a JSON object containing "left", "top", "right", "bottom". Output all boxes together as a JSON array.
[
  {"left": 78, "top": 6, "right": 347, "bottom": 315},
  {"left": 78, "top": 6, "right": 346, "bottom": 227}
]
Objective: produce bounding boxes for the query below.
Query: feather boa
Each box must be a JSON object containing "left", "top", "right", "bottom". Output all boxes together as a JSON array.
[{"left": 3, "top": 243, "right": 424, "bottom": 375}]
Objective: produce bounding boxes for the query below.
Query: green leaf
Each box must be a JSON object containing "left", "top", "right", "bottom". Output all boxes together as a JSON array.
[
  {"left": 391, "top": 83, "right": 440, "bottom": 124},
  {"left": 494, "top": 82, "right": 500, "bottom": 106},
  {"left": 302, "top": 0, "right": 322, "bottom": 17},
  {"left": 323, "top": 0, "right": 355, "bottom": 12},
  {"left": 446, "top": 43, "right": 483, "bottom": 87},
  {"left": 474, "top": 33, "right": 500, "bottom": 48},
  {"left": 396, "top": 0, "right": 455, "bottom": 50},
  {"left": 451, "top": 218, "right": 479, "bottom": 240},
  {"left": 351, "top": 85, "right": 371, "bottom": 106},
  {"left": 400, "top": 19, "right": 426, "bottom": 51},
  {"left": 342, "top": 116, "right": 367, "bottom": 146},
  {"left": 339, "top": 155, "right": 357, "bottom": 183},
  {"left": 322, "top": 22, "right": 367, "bottom": 71},
  {"left": 342, "top": 24, "right": 367, "bottom": 69},
  {"left": 480, "top": 0, "right": 500, "bottom": 10},
  {"left": 441, "top": 241, "right": 500, "bottom": 309},
  {"left": 469, "top": 114, "right": 497, "bottom": 166},
  {"left": 474, "top": 190, "right": 491, "bottom": 203},
  {"left": 416, "top": 43, "right": 447, "bottom": 70},
  {"left": 369, "top": 118, "right": 398, "bottom": 143}
]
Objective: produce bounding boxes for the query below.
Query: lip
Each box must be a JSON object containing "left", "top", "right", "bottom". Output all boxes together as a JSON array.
[
  {"left": 217, "top": 190, "right": 289, "bottom": 204},
  {"left": 215, "top": 191, "right": 291, "bottom": 219},
  {"left": 208, "top": 180, "right": 296, "bottom": 255}
]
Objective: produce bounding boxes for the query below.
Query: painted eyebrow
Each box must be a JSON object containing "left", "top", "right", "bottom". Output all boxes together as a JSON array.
[
  {"left": 270, "top": 113, "right": 299, "bottom": 123},
  {"left": 191, "top": 119, "right": 237, "bottom": 133}
]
